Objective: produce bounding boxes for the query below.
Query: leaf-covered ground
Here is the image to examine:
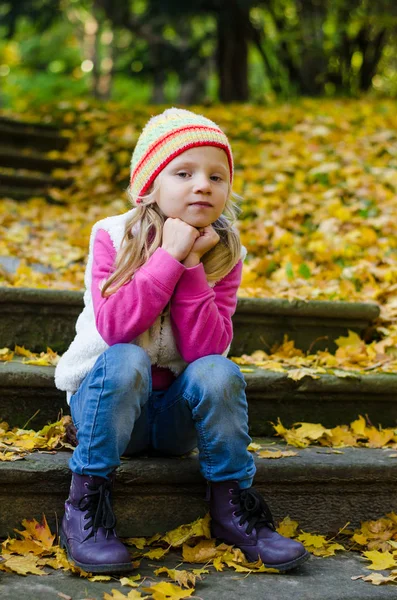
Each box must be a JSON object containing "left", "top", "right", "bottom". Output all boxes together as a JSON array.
[
  {"left": 2, "top": 509, "right": 397, "bottom": 596},
  {"left": 1, "top": 98, "right": 396, "bottom": 372}
]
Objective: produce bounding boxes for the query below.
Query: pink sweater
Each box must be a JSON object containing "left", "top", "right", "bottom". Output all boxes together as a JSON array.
[{"left": 91, "top": 229, "right": 242, "bottom": 390}]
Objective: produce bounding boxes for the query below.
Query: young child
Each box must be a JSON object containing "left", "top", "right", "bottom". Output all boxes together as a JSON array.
[{"left": 55, "top": 108, "right": 309, "bottom": 574}]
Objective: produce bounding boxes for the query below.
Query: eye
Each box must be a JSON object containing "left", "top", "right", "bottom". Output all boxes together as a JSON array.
[
  {"left": 176, "top": 171, "right": 189, "bottom": 178},
  {"left": 210, "top": 175, "right": 222, "bottom": 182}
]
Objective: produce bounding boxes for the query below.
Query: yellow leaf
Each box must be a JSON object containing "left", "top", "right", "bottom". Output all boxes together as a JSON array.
[
  {"left": 88, "top": 575, "right": 112, "bottom": 581},
  {"left": 352, "top": 533, "right": 368, "bottom": 546},
  {"left": 212, "top": 556, "right": 225, "bottom": 571},
  {"left": 16, "top": 515, "right": 55, "bottom": 550},
  {"left": 364, "top": 427, "right": 395, "bottom": 448},
  {"left": 120, "top": 574, "right": 142, "bottom": 587},
  {"left": 362, "top": 550, "right": 397, "bottom": 571},
  {"left": 293, "top": 422, "right": 331, "bottom": 442},
  {"left": 314, "top": 542, "right": 345, "bottom": 557},
  {"left": 298, "top": 532, "right": 328, "bottom": 549},
  {"left": 2, "top": 538, "right": 44, "bottom": 556},
  {"left": 0, "top": 348, "right": 14, "bottom": 362},
  {"left": 355, "top": 572, "right": 397, "bottom": 585},
  {"left": 350, "top": 415, "right": 367, "bottom": 437},
  {"left": 0, "top": 452, "right": 26, "bottom": 461},
  {"left": 182, "top": 539, "right": 227, "bottom": 563},
  {"left": 335, "top": 330, "right": 362, "bottom": 349},
  {"left": 287, "top": 368, "right": 321, "bottom": 381},
  {"left": 258, "top": 449, "right": 298, "bottom": 459},
  {"left": 104, "top": 590, "right": 149, "bottom": 600},
  {"left": 142, "top": 582, "right": 194, "bottom": 600},
  {"left": 161, "top": 513, "right": 211, "bottom": 547},
  {"left": 327, "top": 425, "right": 357, "bottom": 447},
  {"left": 154, "top": 567, "right": 200, "bottom": 588},
  {"left": 124, "top": 537, "right": 147, "bottom": 549},
  {"left": 14, "top": 345, "right": 36, "bottom": 358},
  {"left": 224, "top": 559, "right": 279, "bottom": 573},
  {"left": 247, "top": 442, "right": 262, "bottom": 452},
  {"left": 143, "top": 547, "right": 170, "bottom": 560},
  {"left": 22, "top": 357, "right": 52, "bottom": 366},
  {"left": 38, "top": 546, "right": 72, "bottom": 571},
  {"left": 277, "top": 516, "right": 299, "bottom": 538},
  {"left": 3, "top": 553, "right": 47, "bottom": 576}
]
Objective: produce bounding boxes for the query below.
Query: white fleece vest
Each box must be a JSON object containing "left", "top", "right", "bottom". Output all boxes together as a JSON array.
[{"left": 54, "top": 208, "right": 246, "bottom": 402}]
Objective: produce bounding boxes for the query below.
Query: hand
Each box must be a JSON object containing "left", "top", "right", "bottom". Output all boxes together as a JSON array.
[
  {"left": 161, "top": 217, "right": 200, "bottom": 262},
  {"left": 182, "top": 225, "right": 220, "bottom": 267}
]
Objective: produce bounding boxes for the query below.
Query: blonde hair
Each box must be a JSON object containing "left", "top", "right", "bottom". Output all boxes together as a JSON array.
[{"left": 101, "top": 184, "right": 242, "bottom": 298}]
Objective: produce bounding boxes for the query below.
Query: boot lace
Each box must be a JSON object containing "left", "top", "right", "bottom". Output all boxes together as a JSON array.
[
  {"left": 231, "top": 487, "right": 276, "bottom": 535},
  {"left": 78, "top": 480, "right": 116, "bottom": 541}
]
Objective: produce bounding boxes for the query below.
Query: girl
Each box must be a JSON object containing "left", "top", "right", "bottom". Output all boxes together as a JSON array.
[{"left": 55, "top": 108, "right": 309, "bottom": 574}]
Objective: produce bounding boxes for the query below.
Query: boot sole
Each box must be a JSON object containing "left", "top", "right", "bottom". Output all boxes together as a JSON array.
[
  {"left": 215, "top": 535, "right": 311, "bottom": 573},
  {"left": 263, "top": 549, "right": 311, "bottom": 572},
  {"left": 59, "top": 527, "right": 135, "bottom": 574}
]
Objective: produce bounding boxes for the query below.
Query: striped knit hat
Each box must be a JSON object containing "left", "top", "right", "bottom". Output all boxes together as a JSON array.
[{"left": 130, "top": 108, "right": 233, "bottom": 202}]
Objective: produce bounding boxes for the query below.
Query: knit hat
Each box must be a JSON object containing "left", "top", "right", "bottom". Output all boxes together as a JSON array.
[{"left": 130, "top": 108, "right": 233, "bottom": 202}]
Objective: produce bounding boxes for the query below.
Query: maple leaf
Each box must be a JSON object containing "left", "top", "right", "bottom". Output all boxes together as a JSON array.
[
  {"left": 104, "top": 591, "right": 149, "bottom": 600},
  {"left": 0, "top": 347, "right": 14, "bottom": 362},
  {"left": 143, "top": 547, "right": 170, "bottom": 560},
  {"left": 142, "top": 582, "right": 194, "bottom": 600},
  {"left": 257, "top": 449, "right": 298, "bottom": 459},
  {"left": 276, "top": 516, "right": 299, "bottom": 538},
  {"left": 119, "top": 575, "right": 142, "bottom": 587},
  {"left": 154, "top": 567, "right": 201, "bottom": 588},
  {"left": 15, "top": 515, "right": 55, "bottom": 550},
  {"left": 1, "top": 553, "right": 47, "bottom": 576},
  {"left": 160, "top": 513, "right": 211, "bottom": 547},
  {"left": 182, "top": 539, "right": 224, "bottom": 563},
  {"left": 353, "top": 572, "right": 397, "bottom": 585},
  {"left": 362, "top": 550, "right": 397, "bottom": 571}
]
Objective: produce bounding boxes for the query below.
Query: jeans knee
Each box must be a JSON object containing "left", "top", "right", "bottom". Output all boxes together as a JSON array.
[
  {"left": 188, "top": 355, "right": 246, "bottom": 399},
  {"left": 102, "top": 344, "right": 151, "bottom": 394}
]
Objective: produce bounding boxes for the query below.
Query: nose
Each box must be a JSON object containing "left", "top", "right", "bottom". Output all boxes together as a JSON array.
[{"left": 192, "top": 174, "right": 211, "bottom": 194}]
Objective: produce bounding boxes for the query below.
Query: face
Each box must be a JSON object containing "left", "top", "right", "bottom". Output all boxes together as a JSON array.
[{"left": 153, "top": 146, "right": 230, "bottom": 228}]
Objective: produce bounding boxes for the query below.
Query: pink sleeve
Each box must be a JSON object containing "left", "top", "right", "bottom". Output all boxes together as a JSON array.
[
  {"left": 91, "top": 229, "right": 185, "bottom": 345},
  {"left": 169, "top": 259, "right": 242, "bottom": 362}
]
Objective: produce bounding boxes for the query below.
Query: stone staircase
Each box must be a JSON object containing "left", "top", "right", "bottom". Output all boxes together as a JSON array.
[
  {"left": 1, "top": 286, "right": 397, "bottom": 543},
  {"left": 0, "top": 116, "right": 73, "bottom": 201}
]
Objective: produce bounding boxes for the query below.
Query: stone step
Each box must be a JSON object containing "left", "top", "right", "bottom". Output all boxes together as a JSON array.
[
  {"left": 0, "top": 116, "right": 61, "bottom": 131},
  {"left": 0, "top": 184, "right": 66, "bottom": 203},
  {"left": 0, "top": 286, "right": 380, "bottom": 355},
  {"left": 1, "top": 360, "right": 397, "bottom": 434},
  {"left": 0, "top": 171, "right": 72, "bottom": 190},
  {"left": 0, "top": 119, "right": 70, "bottom": 151},
  {"left": 1, "top": 552, "right": 396, "bottom": 600},
  {"left": 1, "top": 442, "right": 396, "bottom": 539},
  {"left": 0, "top": 145, "right": 73, "bottom": 172}
]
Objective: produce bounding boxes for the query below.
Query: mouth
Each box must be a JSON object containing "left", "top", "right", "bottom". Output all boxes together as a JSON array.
[{"left": 189, "top": 202, "right": 213, "bottom": 207}]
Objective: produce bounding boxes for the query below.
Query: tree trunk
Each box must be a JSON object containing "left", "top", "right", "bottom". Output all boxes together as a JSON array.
[
  {"left": 296, "top": 0, "right": 327, "bottom": 95},
  {"left": 216, "top": 2, "right": 250, "bottom": 103},
  {"left": 358, "top": 28, "right": 388, "bottom": 91},
  {"left": 152, "top": 69, "right": 166, "bottom": 104}
]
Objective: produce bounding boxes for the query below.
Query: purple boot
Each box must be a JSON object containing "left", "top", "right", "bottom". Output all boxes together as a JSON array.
[
  {"left": 208, "top": 480, "right": 310, "bottom": 572},
  {"left": 59, "top": 473, "right": 133, "bottom": 574}
]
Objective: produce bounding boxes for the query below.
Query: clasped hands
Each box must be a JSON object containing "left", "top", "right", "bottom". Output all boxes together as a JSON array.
[{"left": 161, "top": 217, "right": 220, "bottom": 267}]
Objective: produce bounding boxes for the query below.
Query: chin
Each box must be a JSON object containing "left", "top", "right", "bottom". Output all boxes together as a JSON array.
[{"left": 184, "top": 216, "right": 213, "bottom": 228}]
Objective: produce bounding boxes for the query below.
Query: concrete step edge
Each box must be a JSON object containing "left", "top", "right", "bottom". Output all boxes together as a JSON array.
[
  {"left": 1, "top": 443, "right": 397, "bottom": 485},
  {"left": 2, "top": 361, "right": 397, "bottom": 394}
]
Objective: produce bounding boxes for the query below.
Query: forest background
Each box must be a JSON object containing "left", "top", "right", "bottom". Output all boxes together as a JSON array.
[{"left": 1, "top": 0, "right": 397, "bottom": 109}]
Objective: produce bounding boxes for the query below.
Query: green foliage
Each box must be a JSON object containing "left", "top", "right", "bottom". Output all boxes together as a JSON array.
[{"left": 0, "top": 0, "right": 396, "bottom": 109}]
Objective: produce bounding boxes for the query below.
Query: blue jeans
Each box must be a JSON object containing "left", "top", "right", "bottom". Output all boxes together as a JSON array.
[{"left": 69, "top": 344, "right": 256, "bottom": 489}]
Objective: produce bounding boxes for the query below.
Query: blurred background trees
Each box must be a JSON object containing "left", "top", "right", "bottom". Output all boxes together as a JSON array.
[{"left": 0, "top": 0, "right": 396, "bottom": 109}]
